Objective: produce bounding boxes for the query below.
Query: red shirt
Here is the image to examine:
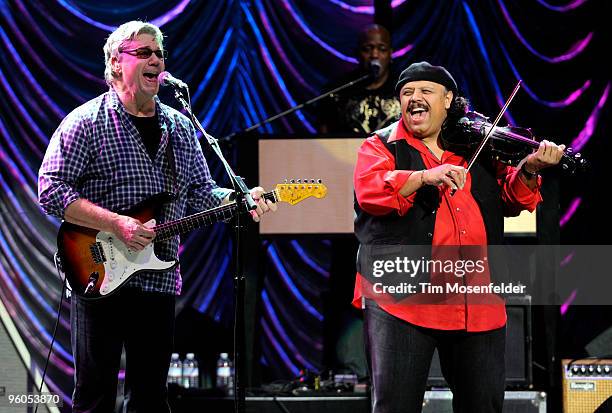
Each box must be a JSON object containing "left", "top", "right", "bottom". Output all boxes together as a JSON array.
[{"left": 353, "top": 120, "right": 542, "bottom": 331}]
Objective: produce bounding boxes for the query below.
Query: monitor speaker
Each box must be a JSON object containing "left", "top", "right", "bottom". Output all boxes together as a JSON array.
[
  {"left": 428, "top": 295, "right": 532, "bottom": 388},
  {"left": 0, "top": 319, "right": 29, "bottom": 399},
  {"left": 0, "top": 303, "right": 55, "bottom": 412}
]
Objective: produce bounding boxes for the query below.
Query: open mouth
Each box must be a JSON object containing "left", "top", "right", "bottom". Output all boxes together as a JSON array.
[
  {"left": 409, "top": 106, "right": 428, "bottom": 121},
  {"left": 143, "top": 72, "right": 159, "bottom": 83}
]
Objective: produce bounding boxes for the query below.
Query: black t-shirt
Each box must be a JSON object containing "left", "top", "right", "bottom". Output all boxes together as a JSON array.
[
  {"left": 129, "top": 112, "right": 162, "bottom": 160},
  {"left": 317, "top": 69, "right": 401, "bottom": 134}
]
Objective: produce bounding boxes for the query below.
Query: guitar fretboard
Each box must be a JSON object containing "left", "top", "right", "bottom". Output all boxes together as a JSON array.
[{"left": 153, "top": 191, "right": 277, "bottom": 241}]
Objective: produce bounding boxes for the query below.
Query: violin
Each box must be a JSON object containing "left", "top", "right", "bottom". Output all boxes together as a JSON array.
[
  {"left": 442, "top": 81, "right": 587, "bottom": 197},
  {"left": 443, "top": 110, "right": 588, "bottom": 175}
]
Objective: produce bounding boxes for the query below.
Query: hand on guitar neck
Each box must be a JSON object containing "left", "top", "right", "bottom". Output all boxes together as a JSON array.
[{"left": 244, "top": 186, "right": 278, "bottom": 222}]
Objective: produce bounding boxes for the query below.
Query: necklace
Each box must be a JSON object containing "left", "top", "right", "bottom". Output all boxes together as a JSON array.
[{"left": 423, "top": 142, "right": 443, "bottom": 161}]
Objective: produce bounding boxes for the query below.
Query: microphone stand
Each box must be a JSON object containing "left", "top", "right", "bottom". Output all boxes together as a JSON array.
[
  {"left": 211, "top": 69, "right": 371, "bottom": 412},
  {"left": 220, "top": 72, "right": 373, "bottom": 141},
  {"left": 169, "top": 85, "right": 256, "bottom": 413},
  {"left": 170, "top": 69, "right": 374, "bottom": 413}
]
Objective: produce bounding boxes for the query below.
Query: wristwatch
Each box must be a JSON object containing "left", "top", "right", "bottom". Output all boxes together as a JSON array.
[{"left": 520, "top": 163, "right": 539, "bottom": 179}]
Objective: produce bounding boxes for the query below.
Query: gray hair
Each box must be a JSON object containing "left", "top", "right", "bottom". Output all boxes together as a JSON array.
[{"left": 103, "top": 21, "right": 164, "bottom": 86}]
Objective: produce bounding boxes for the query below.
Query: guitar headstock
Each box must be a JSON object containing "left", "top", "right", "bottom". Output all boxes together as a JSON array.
[{"left": 275, "top": 179, "right": 328, "bottom": 205}]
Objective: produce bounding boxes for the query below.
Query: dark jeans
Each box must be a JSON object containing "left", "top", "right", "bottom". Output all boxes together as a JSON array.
[
  {"left": 364, "top": 301, "right": 505, "bottom": 413},
  {"left": 70, "top": 288, "right": 175, "bottom": 413}
]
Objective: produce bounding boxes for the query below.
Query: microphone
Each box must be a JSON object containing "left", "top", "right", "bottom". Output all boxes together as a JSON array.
[
  {"left": 369, "top": 59, "right": 382, "bottom": 79},
  {"left": 158, "top": 71, "right": 188, "bottom": 89}
]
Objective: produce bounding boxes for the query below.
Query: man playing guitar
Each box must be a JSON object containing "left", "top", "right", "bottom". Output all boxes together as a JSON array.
[{"left": 38, "top": 20, "right": 276, "bottom": 412}]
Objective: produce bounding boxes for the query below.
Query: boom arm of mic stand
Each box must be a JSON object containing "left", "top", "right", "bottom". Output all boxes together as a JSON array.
[
  {"left": 170, "top": 86, "right": 254, "bottom": 413},
  {"left": 172, "top": 88, "right": 257, "bottom": 211},
  {"left": 220, "top": 72, "right": 372, "bottom": 142}
]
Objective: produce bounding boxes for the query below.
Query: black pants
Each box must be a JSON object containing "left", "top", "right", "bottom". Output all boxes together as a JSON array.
[
  {"left": 70, "top": 288, "right": 175, "bottom": 413},
  {"left": 364, "top": 301, "right": 505, "bottom": 413}
]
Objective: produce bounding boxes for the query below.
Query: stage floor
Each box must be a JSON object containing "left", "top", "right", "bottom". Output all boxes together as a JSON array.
[{"left": 169, "top": 389, "right": 546, "bottom": 413}]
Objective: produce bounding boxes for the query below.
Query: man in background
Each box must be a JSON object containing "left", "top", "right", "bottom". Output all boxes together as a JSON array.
[{"left": 318, "top": 24, "right": 400, "bottom": 134}]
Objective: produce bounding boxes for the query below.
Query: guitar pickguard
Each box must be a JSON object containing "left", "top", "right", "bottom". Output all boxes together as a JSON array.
[{"left": 95, "top": 219, "right": 177, "bottom": 295}]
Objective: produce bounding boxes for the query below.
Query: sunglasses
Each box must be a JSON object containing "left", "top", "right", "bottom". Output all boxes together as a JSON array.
[{"left": 119, "top": 47, "right": 168, "bottom": 60}]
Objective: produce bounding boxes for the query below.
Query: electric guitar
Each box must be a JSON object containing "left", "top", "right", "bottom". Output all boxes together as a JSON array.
[{"left": 57, "top": 180, "right": 327, "bottom": 299}]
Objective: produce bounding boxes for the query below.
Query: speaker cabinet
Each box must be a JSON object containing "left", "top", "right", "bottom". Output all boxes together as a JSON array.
[
  {"left": 0, "top": 319, "right": 29, "bottom": 403},
  {"left": 0, "top": 308, "right": 56, "bottom": 412},
  {"left": 428, "top": 295, "right": 532, "bottom": 388}
]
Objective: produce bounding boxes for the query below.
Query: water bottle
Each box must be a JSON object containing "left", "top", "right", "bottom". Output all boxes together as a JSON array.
[
  {"left": 216, "top": 352, "right": 234, "bottom": 395},
  {"left": 182, "top": 353, "right": 199, "bottom": 388},
  {"left": 167, "top": 353, "right": 182, "bottom": 385}
]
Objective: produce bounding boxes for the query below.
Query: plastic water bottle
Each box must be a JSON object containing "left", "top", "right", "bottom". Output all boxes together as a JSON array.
[
  {"left": 182, "top": 353, "right": 199, "bottom": 388},
  {"left": 216, "top": 352, "right": 234, "bottom": 395},
  {"left": 168, "top": 353, "right": 182, "bottom": 385}
]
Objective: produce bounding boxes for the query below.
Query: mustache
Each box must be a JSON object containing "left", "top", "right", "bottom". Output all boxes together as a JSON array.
[{"left": 407, "top": 102, "right": 429, "bottom": 112}]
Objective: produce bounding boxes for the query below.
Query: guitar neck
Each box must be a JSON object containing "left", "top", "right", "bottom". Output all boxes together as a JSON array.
[{"left": 153, "top": 190, "right": 277, "bottom": 242}]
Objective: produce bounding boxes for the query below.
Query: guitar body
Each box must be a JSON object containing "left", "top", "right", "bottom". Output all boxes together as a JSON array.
[
  {"left": 57, "top": 193, "right": 177, "bottom": 299},
  {"left": 56, "top": 181, "right": 328, "bottom": 299}
]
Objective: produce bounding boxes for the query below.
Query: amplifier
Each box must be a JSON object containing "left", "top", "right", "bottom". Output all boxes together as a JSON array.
[
  {"left": 562, "top": 358, "right": 612, "bottom": 413},
  {"left": 428, "top": 295, "right": 532, "bottom": 387}
]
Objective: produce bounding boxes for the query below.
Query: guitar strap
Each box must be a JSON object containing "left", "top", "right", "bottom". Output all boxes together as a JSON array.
[{"left": 164, "top": 132, "right": 178, "bottom": 198}]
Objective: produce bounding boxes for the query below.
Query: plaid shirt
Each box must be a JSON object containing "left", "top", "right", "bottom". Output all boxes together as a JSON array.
[{"left": 38, "top": 88, "right": 230, "bottom": 295}]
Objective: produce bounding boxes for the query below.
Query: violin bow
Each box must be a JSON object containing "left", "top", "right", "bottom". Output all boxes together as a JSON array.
[{"left": 450, "top": 80, "right": 522, "bottom": 196}]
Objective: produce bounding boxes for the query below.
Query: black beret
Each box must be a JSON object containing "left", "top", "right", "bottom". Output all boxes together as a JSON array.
[{"left": 395, "top": 61, "right": 458, "bottom": 95}]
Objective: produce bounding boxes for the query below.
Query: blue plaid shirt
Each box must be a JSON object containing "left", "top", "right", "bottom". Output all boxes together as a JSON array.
[{"left": 38, "top": 88, "right": 230, "bottom": 295}]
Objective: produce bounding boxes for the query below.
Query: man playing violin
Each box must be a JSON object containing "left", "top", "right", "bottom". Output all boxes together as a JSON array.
[{"left": 353, "top": 61, "right": 564, "bottom": 413}]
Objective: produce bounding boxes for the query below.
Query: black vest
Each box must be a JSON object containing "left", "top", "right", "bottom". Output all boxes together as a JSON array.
[{"left": 354, "top": 122, "right": 505, "bottom": 277}]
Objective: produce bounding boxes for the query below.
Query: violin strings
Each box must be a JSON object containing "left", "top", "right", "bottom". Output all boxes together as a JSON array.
[{"left": 466, "top": 80, "right": 523, "bottom": 172}]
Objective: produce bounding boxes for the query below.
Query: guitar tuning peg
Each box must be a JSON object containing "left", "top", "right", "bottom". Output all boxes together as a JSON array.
[
  {"left": 303, "top": 178, "right": 307, "bottom": 184},
  {"left": 284, "top": 179, "right": 288, "bottom": 183},
  {"left": 310, "top": 179, "right": 315, "bottom": 183},
  {"left": 297, "top": 179, "right": 301, "bottom": 183},
  {"left": 317, "top": 179, "right": 322, "bottom": 183},
  {"left": 290, "top": 179, "right": 295, "bottom": 184}
]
